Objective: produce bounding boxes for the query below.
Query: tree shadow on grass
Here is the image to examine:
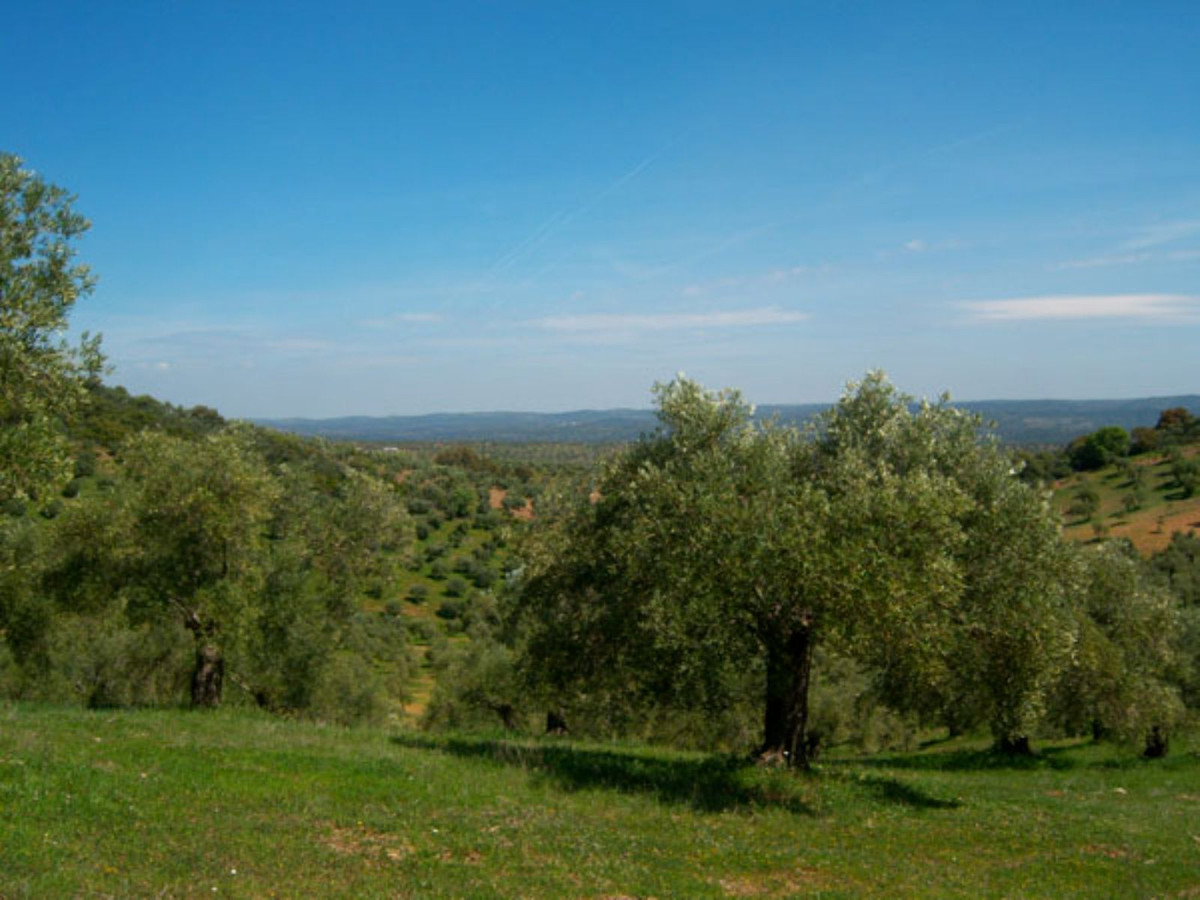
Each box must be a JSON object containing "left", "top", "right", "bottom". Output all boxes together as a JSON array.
[
  {"left": 393, "top": 734, "right": 811, "bottom": 813},
  {"left": 392, "top": 734, "right": 966, "bottom": 815},
  {"left": 834, "top": 744, "right": 1084, "bottom": 773},
  {"left": 852, "top": 775, "right": 962, "bottom": 810}
]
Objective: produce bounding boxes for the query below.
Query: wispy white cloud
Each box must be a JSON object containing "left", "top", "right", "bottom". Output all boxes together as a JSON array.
[
  {"left": 682, "top": 263, "right": 833, "bottom": 298},
  {"left": 962, "top": 294, "right": 1199, "bottom": 322},
  {"left": 332, "top": 352, "right": 425, "bottom": 369},
  {"left": 1121, "top": 220, "right": 1200, "bottom": 251},
  {"left": 268, "top": 337, "right": 335, "bottom": 351},
  {"left": 1051, "top": 252, "right": 1153, "bottom": 270},
  {"left": 360, "top": 312, "right": 443, "bottom": 327},
  {"left": 130, "top": 330, "right": 335, "bottom": 354},
  {"left": 1051, "top": 248, "right": 1200, "bottom": 270},
  {"left": 531, "top": 306, "right": 808, "bottom": 333},
  {"left": 885, "top": 237, "right": 970, "bottom": 258}
]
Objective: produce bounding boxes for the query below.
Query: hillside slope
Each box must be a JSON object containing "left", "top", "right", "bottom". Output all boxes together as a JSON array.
[{"left": 1054, "top": 445, "right": 1200, "bottom": 553}]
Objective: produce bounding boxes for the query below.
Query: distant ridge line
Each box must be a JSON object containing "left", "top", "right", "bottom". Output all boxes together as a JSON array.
[{"left": 256, "top": 395, "right": 1200, "bottom": 447}]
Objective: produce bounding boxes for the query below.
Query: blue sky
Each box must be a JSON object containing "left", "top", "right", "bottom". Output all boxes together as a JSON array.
[{"left": 3, "top": 2, "right": 1198, "bottom": 417}]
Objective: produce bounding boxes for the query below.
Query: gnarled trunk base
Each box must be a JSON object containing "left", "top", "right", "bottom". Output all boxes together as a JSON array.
[
  {"left": 995, "top": 734, "right": 1033, "bottom": 756},
  {"left": 1143, "top": 726, "right": 1169, "bottom": 759},
  {"left": 191, "top": 644, "right": 224, "bottom": 709}
]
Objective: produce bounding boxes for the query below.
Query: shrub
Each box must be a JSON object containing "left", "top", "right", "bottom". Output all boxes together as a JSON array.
[
  {"left": 1172, "top": 457, "right": 1200, "bottom": 498},
  {"left": 1068, "top": 486, "right": 1100, "bottom": 521},
  {"left": 1068, "top": 427, "right": 1130, "bottom": 471},
  {"left": 310, "top": 652, "right": 387, "bottom": 726},
  {"left": 407, "top": 619, "right": 439, "bottom": 644},
  {"left": 1130, "top": 427, "right": 1159, "bottom": 455},
  {"left": 436, "top": 599, "right": 463, "bottom": 620},
  {"left": 43, "top": 614, "right": 191, "bottom": 708},
  {"left": 73, "top": 451, "right": 97, "bottom": 478}
]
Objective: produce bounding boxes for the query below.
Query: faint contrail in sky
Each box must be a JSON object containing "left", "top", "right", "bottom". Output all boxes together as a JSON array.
[{"left": 480, "top": 136, "right": 682, "bottom": 282}]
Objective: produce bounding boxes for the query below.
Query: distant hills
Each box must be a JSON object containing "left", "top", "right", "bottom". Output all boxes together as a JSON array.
[{"left": 258, "top": 395, "right": 1200, "bottom": 447}]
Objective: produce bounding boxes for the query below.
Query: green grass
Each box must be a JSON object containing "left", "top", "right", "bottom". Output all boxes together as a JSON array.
[{"left": 1, "top": 705, "right": 1198, "bottom": 898}]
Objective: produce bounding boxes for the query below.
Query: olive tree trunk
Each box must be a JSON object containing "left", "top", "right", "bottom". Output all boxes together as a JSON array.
[
  {"left": 191, "top": 642, "right": 224, "bottom": 708},
  {"left": 177, "top": 602, "right": 225, "bottom": 709},
  {"left": 759, "top": 620, "right": 816, "bottom": 769}
]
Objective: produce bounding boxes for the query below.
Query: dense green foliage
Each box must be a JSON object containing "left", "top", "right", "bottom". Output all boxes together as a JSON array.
[
  {"left": 1068, "top": 426, "right": 1131, "bottom": 471},
  {"left": 1152, "top": 531, "right": 1200, "bottom": 608},
  {"left": 508, "top": 376, "right": 1093, "bottom": 765},
  {"left": 1049, "top": 542, "right": 1188, "bottom": 746},
  {"left": 0, "top": 409, "right": 422, "bottom": 721},
  {"left": 0, "top": 360, "right": 563, "bottom": 724},
  {"left": 0, "top": 154, "right": 103, "bottom": 504}
]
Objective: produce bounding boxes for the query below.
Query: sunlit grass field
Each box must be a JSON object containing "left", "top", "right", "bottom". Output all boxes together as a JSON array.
[{"left": 1, "top": 704, "right": 1197, "bottom": 898}]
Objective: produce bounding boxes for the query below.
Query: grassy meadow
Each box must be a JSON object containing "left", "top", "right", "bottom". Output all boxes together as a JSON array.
[{"left": 1, "top": 704, "right": 1198, "bottom": 898}]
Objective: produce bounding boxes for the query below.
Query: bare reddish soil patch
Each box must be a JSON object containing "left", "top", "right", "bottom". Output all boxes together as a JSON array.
[
  {"left": 489, "top": 486, "right": 534, "bottom": 520},
  {"left": 1104, "top": 502, "right": 1200, "bottom": 554},
  {"left": 321, "top": 822, "right": 413, "bottom": 862}
]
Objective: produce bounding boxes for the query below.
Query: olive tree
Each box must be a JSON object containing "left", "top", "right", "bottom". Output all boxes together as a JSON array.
[
  {"left": 1049, "top": 542, "right": 1185, "bottom": 754},
  {"left": 121, "top": 429, "right": 278, "bottom": 707},
  {"left": 515, "top": 374, "right": 1072, "bottom": 767},
  {"left": 248, "top": 462, "right": 412, "bottom": 714},
  {"left": 809, "top": 374, "right": 1076, "bottom": 753},
  {"left": 0, "top": 153, "right": 103, "bottom": 504}
]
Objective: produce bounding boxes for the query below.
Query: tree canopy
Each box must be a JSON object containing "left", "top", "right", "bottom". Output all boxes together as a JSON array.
[
  {"left": 0, "top": 153, "right": 103, "bottom": 503},
  {"left": 514, "top": 374, "right": 1078, "bottom": 766}
]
